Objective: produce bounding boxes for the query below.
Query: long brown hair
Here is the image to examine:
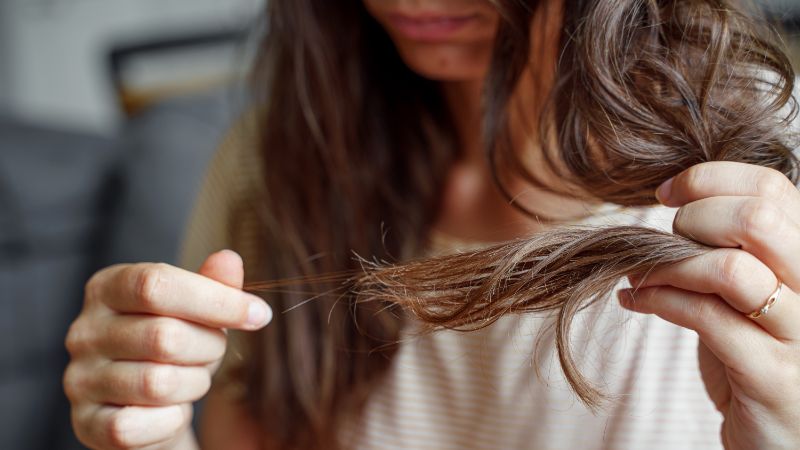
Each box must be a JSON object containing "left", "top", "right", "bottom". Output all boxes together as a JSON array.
[{"left": 237, "top": 0, "right": 798, "bottom": 448}]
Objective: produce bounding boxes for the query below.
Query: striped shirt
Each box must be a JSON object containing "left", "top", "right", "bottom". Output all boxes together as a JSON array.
[{"left": 181, "top": 121, "right": 724, "bottom": 449}]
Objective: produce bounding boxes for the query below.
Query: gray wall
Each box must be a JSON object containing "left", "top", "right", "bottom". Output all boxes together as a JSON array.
[
  {"left": 762, "top": 0, "right": 800, "bottom": 15},
  {"left": 0, "top": 0, "right": 263, "bottom": 133},
  {"left": 0, "top": 1, "right": 14, "bottom": 110}
]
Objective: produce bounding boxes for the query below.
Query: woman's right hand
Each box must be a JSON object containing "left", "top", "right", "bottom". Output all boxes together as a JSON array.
[{"left": 64, "top": 250, "right": 272, "bottom": 450}]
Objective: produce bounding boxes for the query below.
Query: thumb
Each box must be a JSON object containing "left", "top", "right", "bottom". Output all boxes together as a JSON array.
[
  {"left": 199, "top": 250, "right": 271, "bottom": 331},
  {"left": 198, "top": 249, "right": 245, "bottom": 289}
]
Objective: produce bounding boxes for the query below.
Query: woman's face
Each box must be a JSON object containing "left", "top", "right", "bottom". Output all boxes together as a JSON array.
[{"left": 363, "top": 0, "right": 500, "bottom": 81}]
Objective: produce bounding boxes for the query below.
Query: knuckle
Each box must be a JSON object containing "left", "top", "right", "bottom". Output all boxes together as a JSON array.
[
  {"left": 690, "top": 297, "right": 726, "bottom": 328},
  {"left": 146, "top": 319, "right": 185, "bottom": 361},
  {"left": 682, "top": 164, "right": 711, "bottom": 192},
  {"left": 106, "top": 410, "right": 137, "bottom": 449},
  {"left": 738, "top": 198, "right": 785, "bottom": 237},
  {"left": 84, "top": 271, "right": 105, "bottom": 305},
  {"left": 62, "top": 363, "right": 85, "bottom": 402},
  {"left": 65, "top": 320, "right": 90, "bottom": 357},
  {"left": 141, "top": 365, "right": 177, "bottom": 403},
  {"left": 84, "top": 264, "right": 126, "bottom": 305},
  {"left": 754, "top": 169, "right": 792, "bottom": 200},
  {"left": 717, "top": 250, "right": 750, "bottom": 288},
  {"left": 134, "top": 264, "right": 170, "bottom": 310}
]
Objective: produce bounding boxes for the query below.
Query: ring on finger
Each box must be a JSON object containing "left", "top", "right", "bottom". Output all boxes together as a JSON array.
[{"left": 747, "top": 282, "right": 783, "bottom": 319}]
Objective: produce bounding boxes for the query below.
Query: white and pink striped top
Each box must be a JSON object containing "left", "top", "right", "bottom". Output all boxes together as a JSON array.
[{"left": 340, "top": 205, "right": 723, "bottom": 449}]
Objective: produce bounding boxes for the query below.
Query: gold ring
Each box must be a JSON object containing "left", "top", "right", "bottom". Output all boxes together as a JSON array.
[{"left": 747, "top": 282, "right": 783, "bottom": 319}]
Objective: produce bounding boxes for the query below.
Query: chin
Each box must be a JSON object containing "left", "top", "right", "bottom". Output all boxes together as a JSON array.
[
  {"left": 395, "top": 42, "right": 493, "bottom": 81},
  {"left": 362, "top": 0, "right": 498, "bottom": 82}
]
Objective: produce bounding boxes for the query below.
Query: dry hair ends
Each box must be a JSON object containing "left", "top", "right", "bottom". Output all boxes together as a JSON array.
[{"left": 238, "top": 0, "right": 799, "bottom": 448}]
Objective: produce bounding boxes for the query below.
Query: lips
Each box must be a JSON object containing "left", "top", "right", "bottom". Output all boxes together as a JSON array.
[{"left": 387, "top": 12, "right": 479, "bottom": 41}]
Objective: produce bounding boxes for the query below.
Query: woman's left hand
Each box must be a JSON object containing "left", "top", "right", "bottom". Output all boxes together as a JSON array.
[{"left": 618, "top": 161, "right": 800, "bottom": 450}]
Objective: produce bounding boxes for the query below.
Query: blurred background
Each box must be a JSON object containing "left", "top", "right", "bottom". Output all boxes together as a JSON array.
[
  {"left": 0, "top": 0, "right": 262, "bottom": 448},
  {"left": 0, "top": 1, "right": 798, "bottom": 449}
]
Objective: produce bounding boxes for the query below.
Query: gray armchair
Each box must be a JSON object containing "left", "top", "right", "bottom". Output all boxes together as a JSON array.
[
  {"left": 0, "top": 118, "right": 119, "bottom": 450},
  {"left": 0, "top": 86, "right": 241, "bottom": 449}
]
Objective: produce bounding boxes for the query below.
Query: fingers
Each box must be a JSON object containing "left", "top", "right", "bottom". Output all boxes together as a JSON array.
[
  {"left": 68, "top": 362, "right": 211, "bottom": 407},
  {"left": 618, "top": 287, "right": 794, "bottom": 408},
  {"left": 72, "top": 403, "right": 190, "bottom": 450},
  {"left": 630, "top": 249, "right": 800, "bottom": 341},
  {"left": 656, "top": 162, "right": 800, "bottom": 225},
  {"left": 88, "top": 263, "right": 271, "bottom": 331},
  {"left": 671, "top": 196, "right": 800, "bottom": 290},
  {"left": 96, "top": 315, "right": 226, "bottom": 365},
  {"left": 67, "top": 253, "right": 257, "bottom": 449},
  {"left": 618, "top": 286, "right": 771, "bottom": 372}
]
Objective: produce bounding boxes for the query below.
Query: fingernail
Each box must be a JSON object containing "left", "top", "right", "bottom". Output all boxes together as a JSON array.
[
  {"left": 655, "top": 177, "right": 673, "bottom": 205},
  {"left": 247, "top": 300, "right": 272, "bottom": 328}
]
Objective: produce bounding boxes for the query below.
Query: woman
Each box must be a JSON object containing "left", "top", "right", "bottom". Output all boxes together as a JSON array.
[{"left": 64, "top": 0, "right": 800, "bottom": 449}]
